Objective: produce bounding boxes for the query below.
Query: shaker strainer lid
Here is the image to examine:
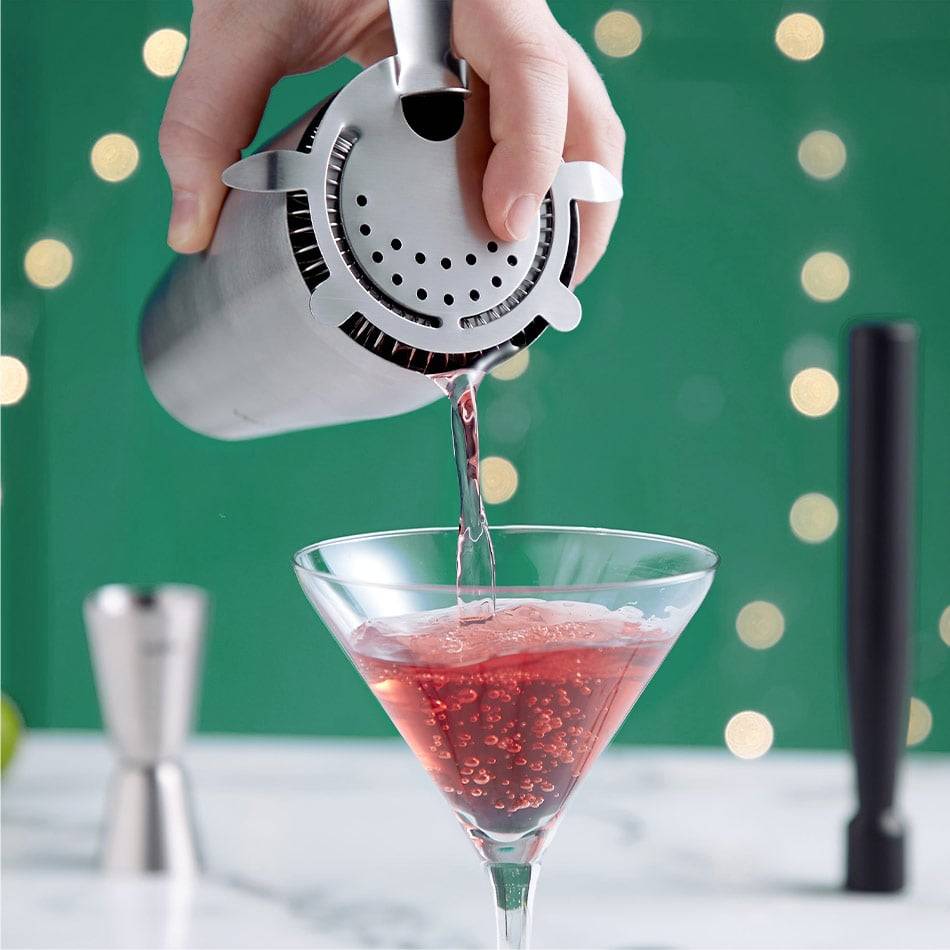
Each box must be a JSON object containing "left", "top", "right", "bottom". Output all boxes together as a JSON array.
[{"left": 222, "top": 0, "right": 622, "bottom": 366}]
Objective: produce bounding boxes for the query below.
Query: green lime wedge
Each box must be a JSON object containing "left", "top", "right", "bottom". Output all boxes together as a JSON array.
[{"left": 1, "top": 694, "right": 24, "bottom": 772}]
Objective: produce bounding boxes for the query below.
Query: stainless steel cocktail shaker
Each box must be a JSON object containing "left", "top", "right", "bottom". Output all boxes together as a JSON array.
[
  {"left": 140, "top": 0, "right": 621, "bottom": 440},
  {"left": 85, "top": 584, "right": 208, "bottom": 874}
]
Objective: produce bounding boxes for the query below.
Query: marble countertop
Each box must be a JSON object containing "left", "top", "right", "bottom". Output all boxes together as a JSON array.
[{"left": 2, "top": 732, "right": 948, "bottom": 949}]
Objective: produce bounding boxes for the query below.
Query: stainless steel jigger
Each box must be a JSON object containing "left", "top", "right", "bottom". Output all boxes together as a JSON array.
[{"left": 84, "top": 584, "right": 208, "bottom": 875}]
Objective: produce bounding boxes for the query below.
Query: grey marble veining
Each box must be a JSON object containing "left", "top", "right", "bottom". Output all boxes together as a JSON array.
[{"left": 2, "top": 733, "right": 949, "bottom": 949}]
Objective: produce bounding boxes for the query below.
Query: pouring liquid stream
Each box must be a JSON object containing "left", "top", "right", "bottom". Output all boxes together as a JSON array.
[{"left": 433, "top": 346, "right": 518, "bottom": 623}]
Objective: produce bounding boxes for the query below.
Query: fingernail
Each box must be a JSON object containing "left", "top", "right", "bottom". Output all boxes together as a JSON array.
[
  {"left": 167, "top": 189, "right": 199, "bottom": 250},
  {"left": 505, "top": 194, "right": 540, "bottom": 241}
]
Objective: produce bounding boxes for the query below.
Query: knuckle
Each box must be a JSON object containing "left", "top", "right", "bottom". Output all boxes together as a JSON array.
[
  {"left": 506, "top": 37, "right": 569, "bottom": 87},
  {"left": 158, "top": 116, "right": 219, "bottom": 162},
  {"left": 596, "top": 108, "right": 626, "bottom": 156}
]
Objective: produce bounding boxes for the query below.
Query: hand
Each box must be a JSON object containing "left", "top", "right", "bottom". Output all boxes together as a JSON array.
[{"left": 160, "top": 0, "right": 624, "bottom": 283}]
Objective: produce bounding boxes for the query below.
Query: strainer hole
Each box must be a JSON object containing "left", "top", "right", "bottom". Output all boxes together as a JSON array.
[
  {"left": 360, "top": 224, "right": 371, "bottom": 236},
  {"left": 507, "top": 254, "right": 518, "bottom": 266},
  {"left": 491, "top": 275, "right": 502, "bottom": 288},
  {"left": 470, "top": 289, "right": 480, "bottom": 301},
  {"left": 415, "top": 252, "right": 426, "bottom": 264},
  {"left": 356, "top": 194, "right": 368, "bottom": 207},
  {"left": 391, "top": 238, "right": 402, "bottom": 250},
  {"left": 372, "top": 251, "right": 384, "bottom": 264},
  {"left": 466, "top": 253, "right": 477, "bottom": 265},
  {"left": 392, "top": 273, "right": 403, "bottom": 285},
  {"left": 417, "top": 288, "right": 428, "bottom": 301},
  {"left": 441, "top": 257, "right": 452, "bottom": 269},
  {"left": 487, "top": 241, "right": 498, "bottom": 252},
  {"left": 444, "top": 294, "right": 454, "bottom": 305}
]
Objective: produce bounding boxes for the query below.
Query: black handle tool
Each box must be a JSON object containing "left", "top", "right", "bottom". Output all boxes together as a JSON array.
[{"left": 845, "top": 321, "right": 918, "bottom": 893}]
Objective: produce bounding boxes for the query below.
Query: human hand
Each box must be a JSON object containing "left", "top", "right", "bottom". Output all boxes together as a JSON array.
[{"left": 160, "top": 0, "right": 624, "bottom": 283}]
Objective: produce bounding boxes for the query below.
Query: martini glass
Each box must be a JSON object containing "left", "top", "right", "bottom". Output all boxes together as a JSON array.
[{"left": 294, "top": 526, "right": 717, "bottom": 949}]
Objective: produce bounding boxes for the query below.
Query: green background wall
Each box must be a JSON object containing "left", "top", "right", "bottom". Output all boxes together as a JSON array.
[{"left": 2, "top": 1, "right": 948, "bottom": 752}]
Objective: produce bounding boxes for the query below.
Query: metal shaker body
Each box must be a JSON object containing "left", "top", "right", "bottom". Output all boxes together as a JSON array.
[
  {"left": 140, "top": 0, "right": 622, "bottom": 441},
  {"left": 85, "top": 584, "right": 208, "bottom": 874},
  {"left": 140, "top": 104, "right": 443, "bottom": 441}
]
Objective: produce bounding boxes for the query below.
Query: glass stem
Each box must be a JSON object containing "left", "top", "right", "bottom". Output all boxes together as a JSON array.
[{"left": 487, "top": 862, "right": 539, "bottom": 950}]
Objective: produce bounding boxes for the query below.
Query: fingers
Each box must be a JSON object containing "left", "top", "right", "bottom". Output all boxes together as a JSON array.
[
  {"left": 159, "top": 4, "right": 289, "bottom": 253},
  {"left": 560, "top": 35, "right": 625, "bottom": 285},
  {"left": 454, "top": 0, "right": 569, "bottom": 241}
]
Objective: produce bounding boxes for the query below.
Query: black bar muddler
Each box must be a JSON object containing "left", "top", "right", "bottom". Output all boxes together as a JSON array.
[{"left": 845, "top": 321, "right": 918, "bottom": 893}]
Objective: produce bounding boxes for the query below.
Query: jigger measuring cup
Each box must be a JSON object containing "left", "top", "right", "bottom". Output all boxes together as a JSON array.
[{"left": 85, "top": 584, "right": 208, "bottom": 874}]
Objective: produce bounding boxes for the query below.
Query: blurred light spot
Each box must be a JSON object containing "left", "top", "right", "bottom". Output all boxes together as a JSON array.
[
  {"left": 491, "top": 349, "right": 530, "bottom": 381},
  {"left": 143, "top": 28, "right": 187, "bottom": 77},
  {"left": 91, "top": 133, "right": 140, "bottom": 182},
  {"left": 798, "top": 130, "right": 846, "bottom": 180},
  {"left": 736, "top": 601, "right": 785, "bottom": 650},
  {"left": 790, "top": 367, "right": 839, "bottom": 417},
  {"left": 675, "top": 375, "right": 724, "bottom": 423},
  {"left": 725, "top": 711, "right": 774, "bottom": 759},
  {"left": 0, "top": 356, "right": 29, "bottom": 406},
  {"left": 940, "top": 606, "right": 950, "bottom": 647},
  {"left": 790, "top": 492, "right": 838, "bottom": 543},
  {"left": 481, "top": 457, "right": 518, "bottom": 505},
  {"left": 775, "top": 12, "right": 824, "bottom": 61},
  {"left": 595, "top": 11, "right": 643, "bottom": 58},
  {"left": 24, "top": 239, "right": 73, "bottom": 289},
  {"left": 783, "top": 334, "right": 835, "bottom": 378},
  {"left": 906, "top": 697, "right": 933, "bottom": 747},
  {"left": 801, "top": 251, "right": 850, "bottom": 302}
]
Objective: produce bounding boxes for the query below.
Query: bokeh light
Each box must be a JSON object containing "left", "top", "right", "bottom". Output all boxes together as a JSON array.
[
  {"left": 801, "top": 251, "right": 850, "bottom": 302},
  {"left": 907, "top": 697, "right": 933, "bottom": 747},
  {"left": 940, "top": 606, "right": 950, "bottom": 647},
  {"left": 725, "top": 711, "right": 774, "bottom": 759},
  {"left": 90, "top": 133, "right": 140, "bottom": 182},
  {"left": 0, "top": 356, "right": 30, "bottom": 406},
  {"left": 789, "top": 493, "right": 839, "bottom": 543},
  {"left": 790, "top": 367, "right": 839, "bottom": 417},
  {"left": 143, "top": 28, "right": 187, "bottom": 77},
  {"left": 736, "top": 601, "right": 785, "bottom": 650},
  {"left": 480, "top": 456, "right": 519, "bottom": 505},
  {"left": 798, "top": 130, "right": 847, "bottom": 180},
  {"left": 595, "top": 11, "right": 643, "bottom": 58},
  {"left": 775, "top": 13, "right": 825, "bottom": 61},
  {"left": 24, "top": 239, "right": 73, "bottom": 289},
  {"left": 491, "top": 349, "right": 530, "bottom": 381}
]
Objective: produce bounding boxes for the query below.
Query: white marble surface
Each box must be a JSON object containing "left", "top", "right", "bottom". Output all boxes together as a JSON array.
[{"left": 2, "top": 733, "right": 949, "bottom": 950}]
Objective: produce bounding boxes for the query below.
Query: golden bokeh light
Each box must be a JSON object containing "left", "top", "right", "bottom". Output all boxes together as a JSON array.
[
  {"left": 24, "top": 238, "right": 73, "bottom": 289},
  {"left": 480, "top": 456, "right": 519, "bottom": 505},
  {"left": 143, "top": 28, "right": 188, "bottom": 77},
  {"left": 594, "top": 11, "right": 643, "bottom": 58},
  {"left": 0, "top": 356, "right": 30, "bottom": 406},
  {"left": 790, "top": 367, "right": 839, "bottom": 417},
  {"left": 725, "top": 711, "right": 774, "bottom": 759},
  {"left": 775, "top": 12, "right": 825, "bottom": 61},
  {"left": 736, "top": 601, "right": 785, "bottom": 650},
  {"left": 906, "top": 697, "right": 933, "bottom": 747},
  {"left": 798, "top": 130, "right": 847, "bottom": 180},
  {"left": 790, "top": 492, "right": 839, "bottom": 543},
  {"left": 491, "top": 349, "right": 531, "bottom": 382},
  {"left": 801, "top": 251, "right": 850, "bottom": 302},
  {"left": 939, "top": 606, "right": 950, "bottom": 647},
  {"left": 91, "top": 133, "right": 140, "bottom": 182}
]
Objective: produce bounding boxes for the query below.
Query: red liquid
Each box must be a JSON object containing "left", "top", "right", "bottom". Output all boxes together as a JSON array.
[{"left": 351, "top": 601, "right": 677, "bottom": 835}]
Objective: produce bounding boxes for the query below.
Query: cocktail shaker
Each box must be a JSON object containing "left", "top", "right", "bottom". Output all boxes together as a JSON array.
[
  {"left": 139, "top": 0, "right": 621, "bottom": 440},
  {"left": 85, "top": 584, "right": 208, "bottom": 874}
]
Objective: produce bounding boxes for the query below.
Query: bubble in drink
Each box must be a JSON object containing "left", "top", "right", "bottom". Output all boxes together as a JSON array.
[{"left": 352, "top": 599, "right": 677, "bottom": 835}]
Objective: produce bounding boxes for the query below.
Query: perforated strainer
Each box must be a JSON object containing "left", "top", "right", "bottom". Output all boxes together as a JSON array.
[{"left": 223, "top": 0, "right": 622, "bottom": 374}]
